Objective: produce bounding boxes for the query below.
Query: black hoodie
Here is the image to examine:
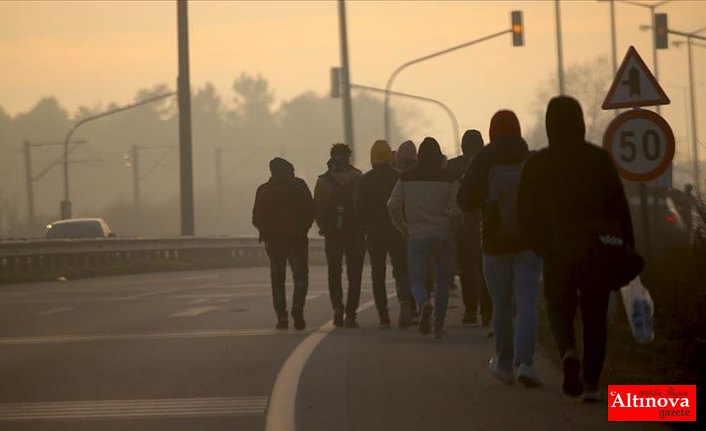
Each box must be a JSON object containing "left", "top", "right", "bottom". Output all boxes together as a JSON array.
[{"left": 516, "top": 96, "right": 634, "bottom": 260}]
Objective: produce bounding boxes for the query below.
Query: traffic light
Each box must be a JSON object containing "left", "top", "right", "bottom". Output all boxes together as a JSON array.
[
  {"left": 511, "top": 11, "right": 523, "bottom": 47},
  {"left": 330, "top": 67, "right": 341, "bottom": 98},
  {"left": 655, "top": 13, "right": 668, "bottom": 49}
]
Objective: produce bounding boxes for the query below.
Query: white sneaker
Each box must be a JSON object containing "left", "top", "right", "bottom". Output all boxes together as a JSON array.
[
  {"left": 488, "top": 357, "right": 514, "bottom": 385},
  {"left": 516, "top": 363, "right": 542, "bottom": 388}
]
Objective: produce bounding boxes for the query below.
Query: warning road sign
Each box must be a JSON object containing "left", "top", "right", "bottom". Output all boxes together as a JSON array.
[
  {"left": 603, "top": 110, "right": 675, "bottom": 182},
  {"left": 602, "top": 46, "right": 670, "bottom": 110}
]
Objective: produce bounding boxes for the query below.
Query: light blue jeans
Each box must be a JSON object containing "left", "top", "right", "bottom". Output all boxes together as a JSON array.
[
  {"left": 408, "top": 235, "right": 454, "bottom": 327},
  {"left": 483, "top": 250, "right": 542, "bottom": 372}
]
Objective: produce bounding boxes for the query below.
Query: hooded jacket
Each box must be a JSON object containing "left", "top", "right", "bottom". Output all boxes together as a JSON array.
[
  {"left": 313, "top": 147, "right": 362, "bottom": 235},
  {"left": 355, "top": 140, "right": 401, "bottom": 238},
  {"left": 457, "top": 111, "right": 530, "bottom": 254},
  {"left": 395, "top": 140, "right": 418, "bottom": 171},
  {"left": 387, "top": 137, "right": 460, "bottom": 239},
  {"left": 252, "top": 157, "right": 315, "bottom": 242},
  {"left": 447, "top": 129, "right": 484, "bottom": 181},
  {"left": 517, "top": 96, "right": 634, "bottom": 260}
]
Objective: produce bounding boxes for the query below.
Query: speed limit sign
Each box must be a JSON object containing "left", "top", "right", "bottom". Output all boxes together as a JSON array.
[{"left": 602, "top": 109, "right": 675, "bottom": 182}]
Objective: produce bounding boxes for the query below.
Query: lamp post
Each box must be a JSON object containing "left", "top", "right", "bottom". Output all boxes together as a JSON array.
[
  {"left": 383, "top": 10, "right": 523, "bottom": 144},
  {"left": 350, "top": 83, "right": 460, "bottom": 154},
  {"left": 555, "top": 0, "right": 565, "bottom": 95},
  {"left": 337, "top": 0, "right": 355, "bottom": 160},
  {"left": 60, "top": 91, "right": 176, "bottom": 220}
]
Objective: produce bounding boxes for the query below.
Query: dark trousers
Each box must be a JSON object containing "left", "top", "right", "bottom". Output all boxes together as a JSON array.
[
  {"left": 325, "top": 232, "right": 366, "bottom": 318},
  {"left": 366, "top": 231, "right": 412, "bottom": 316},
  {"left": 543, "top": 263, "right": 611, "bottom": 384},
  {"left": 265, "top": 237, "right": 309, "bottom": 319},
  {"left": 455, "top": 231, "right": 492, "bottom": 322}
]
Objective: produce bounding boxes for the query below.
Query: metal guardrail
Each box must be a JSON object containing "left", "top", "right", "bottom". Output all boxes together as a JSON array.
[{"left": 0, "top": 237, "right": 325, "bottom": 274}]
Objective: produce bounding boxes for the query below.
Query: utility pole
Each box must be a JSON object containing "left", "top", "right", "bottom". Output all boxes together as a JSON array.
[
  {"left": 22, "top": 141, "right": 36, "bottom": 236},
  {"left": 337, "top": 0, "right": 355, "bottom": 161},
  {"left": 555, "top": 0, "right": 566, "bottom": 95},
  {"left": 177, "top": 0, "right": 195, "bottom": 235},
  {"left": 131, "top": 144, "right": 141, "bottom": 225}
]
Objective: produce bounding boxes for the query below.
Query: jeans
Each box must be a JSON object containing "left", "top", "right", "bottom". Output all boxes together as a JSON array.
[
  {"left": 325, "top": 231, "right": 366, "bottom": 319},
  {"left": 543, "top": 262, "right": 611, "bottom": 385},
  {"left": 408, "top": 235, "right": 454, "bottom": 327},
  {"left": 455, "top": 230, "right": 492, "bottom": 322},
  {"left": 265, "top": 237, "right": 309, "bottom": 318},
  {"left": 483, "top": 250, "right": 542, "bottom": 372},
  {"left": 367, "top": 231, "right": 412, "bottom": 316}
]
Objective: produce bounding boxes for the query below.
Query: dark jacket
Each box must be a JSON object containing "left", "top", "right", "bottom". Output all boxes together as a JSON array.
[
  {"left": 516, "top": 96, "right": 634, "bottom": 261},
  {"left": 355, "top": 163, "right": 400, "bottom": 238},
  {"left": 252, "top": 176, "right": 315, "bottom": 242},
  {"left": 457, "top": 136, "right": 530, "bottom": 254},
  {"left": 446, "top": 154, "right": 470, "bottom": 182},
  {"left": 313, "top": 164, "right": 362, "bottom": 235}
]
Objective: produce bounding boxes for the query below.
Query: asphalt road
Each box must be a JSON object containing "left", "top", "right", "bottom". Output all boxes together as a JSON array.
[{"left": 0, "top": 266, "right": 663, "bottom": 431}]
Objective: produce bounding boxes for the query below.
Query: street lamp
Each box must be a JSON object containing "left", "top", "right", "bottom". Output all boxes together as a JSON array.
[
  {"left": 383, "top": 10, "right": 523, "bottom": 144},
  {"left": 352, "top": 83, "right": 460, "bottom": 154},
  {"left": 60, "top": 91, "right": 176, "bottom": 220}
]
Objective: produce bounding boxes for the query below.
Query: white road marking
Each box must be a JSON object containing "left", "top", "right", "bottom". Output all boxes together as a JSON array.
[
  {"left": 265, "top": 296, "right": 388, "bottom": 431},
  {"left": 170, "top": 306, "right": 223, "bottom": 317},
  {"left": 37, "top": 307, "right": 73, "bottom": 316},
  {"left": 0, "top": 396, "right": 267, "bottom": 420},
  {"left": 183, "top": 275, "right": 219, "bottom": 280},
  {"left": 0, "top": 328, "right": 305, "bottom": 345}
]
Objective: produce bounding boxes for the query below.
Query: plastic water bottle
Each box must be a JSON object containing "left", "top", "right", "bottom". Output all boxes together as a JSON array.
[{"left": 631, "top": 298, "right": 654, "bottom": 344}]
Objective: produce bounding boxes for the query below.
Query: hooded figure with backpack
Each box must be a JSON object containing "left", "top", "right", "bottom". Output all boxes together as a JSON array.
[
  {"left": 457, "top": 110, "right": 542, "bottom": 388},
  {"left": 517, "top": 96, "right": 637, "bottom": 401},
  {"left": 355, "top": 140, "right": 413, "bottom": 328},
  {"left": 446, "top": 129, "right": 493, "bottom": 328},
  {"left": 252, "top": 157, "right": 315, "bottom": 330},
  {"left": 387, "top": 137, "right": 460, "bottom": 338},
  {"left": 314, "top": 143, "right": 366, "bottom": 328}
]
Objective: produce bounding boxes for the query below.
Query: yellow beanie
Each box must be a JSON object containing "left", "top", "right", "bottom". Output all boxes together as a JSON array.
[{"left": 370, "top": 139, "right": 393, "bottom": 167}]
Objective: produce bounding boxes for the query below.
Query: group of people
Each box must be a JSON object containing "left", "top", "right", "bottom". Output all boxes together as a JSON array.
[{"left": 252, "top": 96, "right": 636, "bottom": 401}]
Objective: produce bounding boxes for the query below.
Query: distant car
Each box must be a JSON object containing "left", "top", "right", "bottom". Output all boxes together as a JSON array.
[
  {"left": 45, "top": 218, "right": 115, "bottom": 239},
  {"left": 624, "top": 185, "right": 689, "bottom": 252}
]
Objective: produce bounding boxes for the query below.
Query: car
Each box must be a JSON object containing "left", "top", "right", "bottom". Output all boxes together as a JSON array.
[
  {"left": 624, "top": 184, "right": 690, "bottom": 253},
  {"left": 45, "top": 218, "right": 115, "bottom": 239}
]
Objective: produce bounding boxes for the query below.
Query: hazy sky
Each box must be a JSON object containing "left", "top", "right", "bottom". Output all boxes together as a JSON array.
[{"left": 1, "top": 0, "right": 705, "bottom": 157}]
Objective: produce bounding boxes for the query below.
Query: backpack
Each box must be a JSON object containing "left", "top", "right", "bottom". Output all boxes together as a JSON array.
[
  {"left": 322, "top": 173, "right": 358, "bottom": 234},
  {"left": 487, "top": 162, "right": 524, "bottom": 240},
  {"left": 255, "top": 179, "right": 301, "bottom": 240}
]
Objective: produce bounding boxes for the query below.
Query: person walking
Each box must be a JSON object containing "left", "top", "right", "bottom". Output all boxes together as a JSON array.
[
  {"left": 457, "top": 110, "right": 542, "bottom": 388},
  {"left": 395, "top": 140, "right": 418, "bottom": 171},
  {"left": 446, "top": 129, "right": 493, "bottom": 328},
  {"left": 517, "top": 96, "right": 636, "bottom": 401},
  {"left": 387, "top": 137, "right": 460, "bottom": 338},
  {"left": 252, "top": 157, "right": 315, "bottom": 330},
  {"left": 314, "top": 143, "right": 366, "bottom": 328},
  {"left": 355, "top": 140, "right": 413, "bottom": 328}
]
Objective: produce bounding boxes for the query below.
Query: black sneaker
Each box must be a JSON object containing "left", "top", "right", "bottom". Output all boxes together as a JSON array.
[
  {"left": 562, "top": 353, "right": 583, "bottom": 398},
  {"left": 293, "top": 316, "right": 306, "bottom": 330},
  {"left": 462, "top": 311, "right": 477, "bottom": 325},
  {"left": 344, "top": 318, "right": 359, "bottom": 329},
  {"left": 419, "top": 303, "right": 433, "bottom": 335},
  {"left": 276, "top": 318, "right": 289, "bottom": 330},
  {"left": 333, "top": 307, "right": 344, "bottom": 327}
]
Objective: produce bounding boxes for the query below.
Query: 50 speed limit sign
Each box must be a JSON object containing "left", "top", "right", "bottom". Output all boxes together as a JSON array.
[{"left": 603, "top": 109, "right": 675, "bottom": 182}]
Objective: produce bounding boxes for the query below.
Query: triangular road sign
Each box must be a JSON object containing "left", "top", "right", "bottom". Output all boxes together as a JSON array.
[{"left": 602, "top": 46, "right": 670, "bottom": 110}]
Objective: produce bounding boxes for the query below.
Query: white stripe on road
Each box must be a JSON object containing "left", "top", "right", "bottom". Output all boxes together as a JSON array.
[
  {"left": 0, "top": 328, "right": 306, "bottom": 345},
  {"left": 170, "top": 306, "right": 223, "bottom": 317},
  {"left": 0, "top": 396, "right": 267, "bottom": 420},
  {"left": 265, "top": 296, "right": 388, "bottom": 431},
  {"left": 37, "top": 306, "right": 73, "bottom": 316}
]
